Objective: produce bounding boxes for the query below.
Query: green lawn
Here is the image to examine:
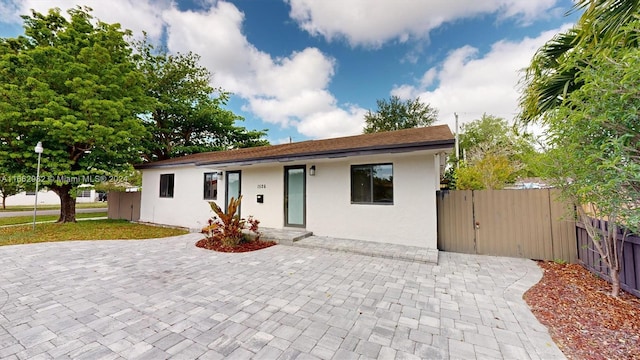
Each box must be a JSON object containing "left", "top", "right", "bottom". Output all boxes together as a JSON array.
[
  {"left": 0, "top": 219, "right": 189, "bottom": 246},
  {"left": 0, "top": 212, "right": 108, "bottom": 226},
  {"left": 0, "top": 202, "right": 108, "bottom": 212}
]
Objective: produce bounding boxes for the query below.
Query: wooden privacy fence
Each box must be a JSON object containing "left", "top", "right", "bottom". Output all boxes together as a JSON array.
[
  {"left": 107, "top": 191, "right": 141, "bottom": 221},
  {"left": 577, "top": 218, "right": 640, "bottom": 297},
  {"left": 437, "top": 189, "right": 577, "bottom": 262}
]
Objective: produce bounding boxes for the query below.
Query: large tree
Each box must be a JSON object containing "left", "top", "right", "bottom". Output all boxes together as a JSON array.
[
  {"left": 135, "top": 39, "right": 268, "bottom": 161},
  {"left": 519, "top": 0, "right": 640, "bottom": 296},
  {"left": 363, "top": 96, "right": 438, "bottom": 134},
  {"left": 0, "top": 7, "right": 150, "bottom": 222},
  {"left": 542, "top": 47, "right": 640, "bottom": 297}
]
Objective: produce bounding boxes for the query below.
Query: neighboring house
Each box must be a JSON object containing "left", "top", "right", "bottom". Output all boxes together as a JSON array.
[
  {"left": 135, "top": 125, "right": 454, "bottom": 249},
  {"left": 5, "top": 186, "right": 97, "bottom": 206},
  {"left": 505, "top": 177, "right": 552, "bottom": 190}
]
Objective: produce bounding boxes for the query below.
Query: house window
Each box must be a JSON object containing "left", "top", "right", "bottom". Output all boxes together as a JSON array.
[
  {"left": 204, "top": 172, "right": 218, "bottom": 200},
  {"left": 159, "top": 174, "right": 174, "bottom": 198},
  {"left": 77, "top": 189, "right": 92, "bottom": 198},
  {"left": 25, "top": 191, "right": 36, "bottom": 196},
  {"left": 351, "top": 163, "right": 393, "bottom": 204}
]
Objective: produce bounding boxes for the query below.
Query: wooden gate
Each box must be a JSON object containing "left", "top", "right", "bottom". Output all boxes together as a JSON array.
[
  {"left": 107, "top": 191, "right": 141, "bottom": 221},
  {"left": 437, "top": 189, "right": 577, "bottom": 262}
]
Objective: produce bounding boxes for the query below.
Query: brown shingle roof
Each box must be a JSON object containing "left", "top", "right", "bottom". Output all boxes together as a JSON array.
[{"left": 135, "top": 125, "right": 454, "bottom": 169}]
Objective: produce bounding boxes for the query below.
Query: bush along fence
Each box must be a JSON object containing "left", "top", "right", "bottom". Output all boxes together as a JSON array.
[{"left": 576, "top": 218, "right": 640, "bottom": 298}]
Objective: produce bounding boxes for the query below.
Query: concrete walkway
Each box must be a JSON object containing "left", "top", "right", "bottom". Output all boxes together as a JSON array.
[{"left": 0, "top": 234, "right": 564, "bottom": 359}]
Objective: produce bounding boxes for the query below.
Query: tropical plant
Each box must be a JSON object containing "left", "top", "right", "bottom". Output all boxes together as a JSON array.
[
  {"left": 363, "top": 96, "right": 438, "bottom": 133},
  {"left": 519, "top": 0, "right": 640, "bottom": 123},
  {"left": 203, "top": 196, "right": 261, "bottom": 247}
]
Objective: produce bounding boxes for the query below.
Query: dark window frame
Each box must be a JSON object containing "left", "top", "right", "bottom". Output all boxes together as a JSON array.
[
  {"left": 203, "top": 172, "right": 218, "bottom": 200},
  {"left": 159, "top": 173, "right": 175, "bottom": 198},
  {"left": 350, "top": 163, "right": 394, "bottom": 205}
]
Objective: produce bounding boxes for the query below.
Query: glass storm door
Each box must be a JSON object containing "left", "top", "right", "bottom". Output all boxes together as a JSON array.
[
  {"left": 285, "top": 166, "right": 305, "bottom": 227},
  {"left": 225, "top": 171, "right": 241, "bottom": 216}
]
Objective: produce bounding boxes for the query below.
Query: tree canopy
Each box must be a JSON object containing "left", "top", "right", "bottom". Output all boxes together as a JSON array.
[
  {"left": 542, "top": 46, "right": 640, "bottom": 296},
  {"left": 363, "top": 96, "right": 438, "bottom": 134},
  {"left": 519, "top": 0, "right": 640, "bottom": 123},
  {"left": 0, "top": 7, "right": 150, "bottom": 222},
  {"left": 453, "top": 114, "right": 538, "bottom": 190},
  {"left": 519, "top": 0, "right": 640, "bottom": 296},
  {"left": 135, "top": 39, "right": 268, "bottom": 162}
]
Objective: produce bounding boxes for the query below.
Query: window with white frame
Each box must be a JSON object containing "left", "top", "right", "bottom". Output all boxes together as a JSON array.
[{"left": 77, "top": 189, "right": 92, "bottom": 197}]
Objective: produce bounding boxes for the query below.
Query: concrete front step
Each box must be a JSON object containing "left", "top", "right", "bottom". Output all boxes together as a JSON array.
[{"left": 260, "top": 227, "right": 313, "bottom": 245}]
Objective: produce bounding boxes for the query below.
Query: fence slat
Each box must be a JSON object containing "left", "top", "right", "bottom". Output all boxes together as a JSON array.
[
  {"left": 107, "top": 191, "right": 141, "bottom": 221},
  {"left": 437, "top": 189, "right": 577, "bottom": 262},
  {"left": 576, "top": 219, "right": 640, "bottom": 297},
  {"left": 437, "top": 190, "right": 475, "bottom": 253}
]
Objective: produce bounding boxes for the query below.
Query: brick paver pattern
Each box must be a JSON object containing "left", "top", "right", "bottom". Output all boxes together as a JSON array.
[{"left": 0, "top": 234, "right": 564, "bottom": 359}]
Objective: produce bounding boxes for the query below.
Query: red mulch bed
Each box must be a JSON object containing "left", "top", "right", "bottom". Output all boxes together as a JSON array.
[
  {"left": 524, "top": 261, "right": 640, "bottom": 360},
  {"left": 196, "top": 237, "right": 276, "bottom": 253}
]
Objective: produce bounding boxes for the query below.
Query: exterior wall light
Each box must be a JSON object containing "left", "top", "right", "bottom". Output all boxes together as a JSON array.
[{"left": 309, "top": 165, "right": 316, "bottom": 176}]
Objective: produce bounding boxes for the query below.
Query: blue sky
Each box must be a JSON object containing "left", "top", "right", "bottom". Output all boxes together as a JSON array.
[{"left": 0, "top": 0, "right": 580, "bottom": 144}]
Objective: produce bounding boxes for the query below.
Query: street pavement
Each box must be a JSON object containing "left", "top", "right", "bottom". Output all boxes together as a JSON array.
[{"left": 0, "top": 233, "right": 565, "bottom": 359}]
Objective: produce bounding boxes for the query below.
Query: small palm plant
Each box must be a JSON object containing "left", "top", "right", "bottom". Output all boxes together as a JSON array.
[{"left": 202, "top": 196, "right": 260, "bottom": 247}]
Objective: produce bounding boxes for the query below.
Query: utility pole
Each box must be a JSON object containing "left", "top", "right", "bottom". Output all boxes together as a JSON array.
[{"left": 454, "top": 112, "right": 459, "bottom": 168}]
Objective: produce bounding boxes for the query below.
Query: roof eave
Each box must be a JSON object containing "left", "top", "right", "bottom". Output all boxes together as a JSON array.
[
  {"left": 134, "top": 161, "right": 198, "bottom": 170},
  {"left": 196, "top": 139, "right": 454, "bottom": 168}
]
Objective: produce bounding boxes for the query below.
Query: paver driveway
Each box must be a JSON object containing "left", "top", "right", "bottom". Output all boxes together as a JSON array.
[{"left": 0, "top": 234, "right": 564, "bottom": 359}]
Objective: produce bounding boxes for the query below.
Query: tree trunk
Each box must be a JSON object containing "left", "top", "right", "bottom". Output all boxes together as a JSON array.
[
  {"left": 2, "top": 195, "right": 5, "bottom": 209},
  {"left": 610, "top": 267, "right": 621, "bottom": 297},
  {"left": 52, "top": 184, "right": 77, "bottom": 223}
]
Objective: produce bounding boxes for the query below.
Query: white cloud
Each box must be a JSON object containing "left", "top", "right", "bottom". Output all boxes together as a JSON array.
[
  {"left": 287, "top": 0, "right": 560, "bottom": 47},
  {"left": 391, "top": 25, "right": 572, "bottom": 134},
  {"left": 162, "top": 2, "right": 366, "bottom": 138},
  {"left": 4, "top": 0, "right": 170, "bottom": 41},
  {"left": 296, "top": 106, "right": 367, "bottom": 139}
]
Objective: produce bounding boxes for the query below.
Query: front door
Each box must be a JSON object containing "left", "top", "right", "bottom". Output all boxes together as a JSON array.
[
  {"left": 284, "top": 166, "right": 305, "bottom": 227},
  {"left": 225, "top": 171, "right": 241, "bottom": 216}
]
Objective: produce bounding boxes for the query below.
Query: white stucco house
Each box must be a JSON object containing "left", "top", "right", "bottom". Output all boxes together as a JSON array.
[
  {"left": 4, "top": 186, "right": 97, "bottom": 206},
  {"left": 135, "top": 125, "right": 454, "bottom": 249}
]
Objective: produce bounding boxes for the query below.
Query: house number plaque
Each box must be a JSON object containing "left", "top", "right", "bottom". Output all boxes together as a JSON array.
[{"left": 257, "top": 184, "right": 267, "bottom": 189}]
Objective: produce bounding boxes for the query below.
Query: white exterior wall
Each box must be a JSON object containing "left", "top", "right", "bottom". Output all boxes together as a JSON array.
[
  {"left": 233, "top": 166, "right": 284, "bottom": 229},
  {"left": 139, "top": 150, "right": 443, "bottom": 248},
  {"left": 5, "top": 190, "right": 61, "bottom": 206},
  {"left": 4, "top": 189, "right": 97, "bottom": 206},
  {"left": 139, "top": 166, "right": 221, "bottom": 230},
  {"left": 306, "top": 152, "right": 439, "bottom": 248}
]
